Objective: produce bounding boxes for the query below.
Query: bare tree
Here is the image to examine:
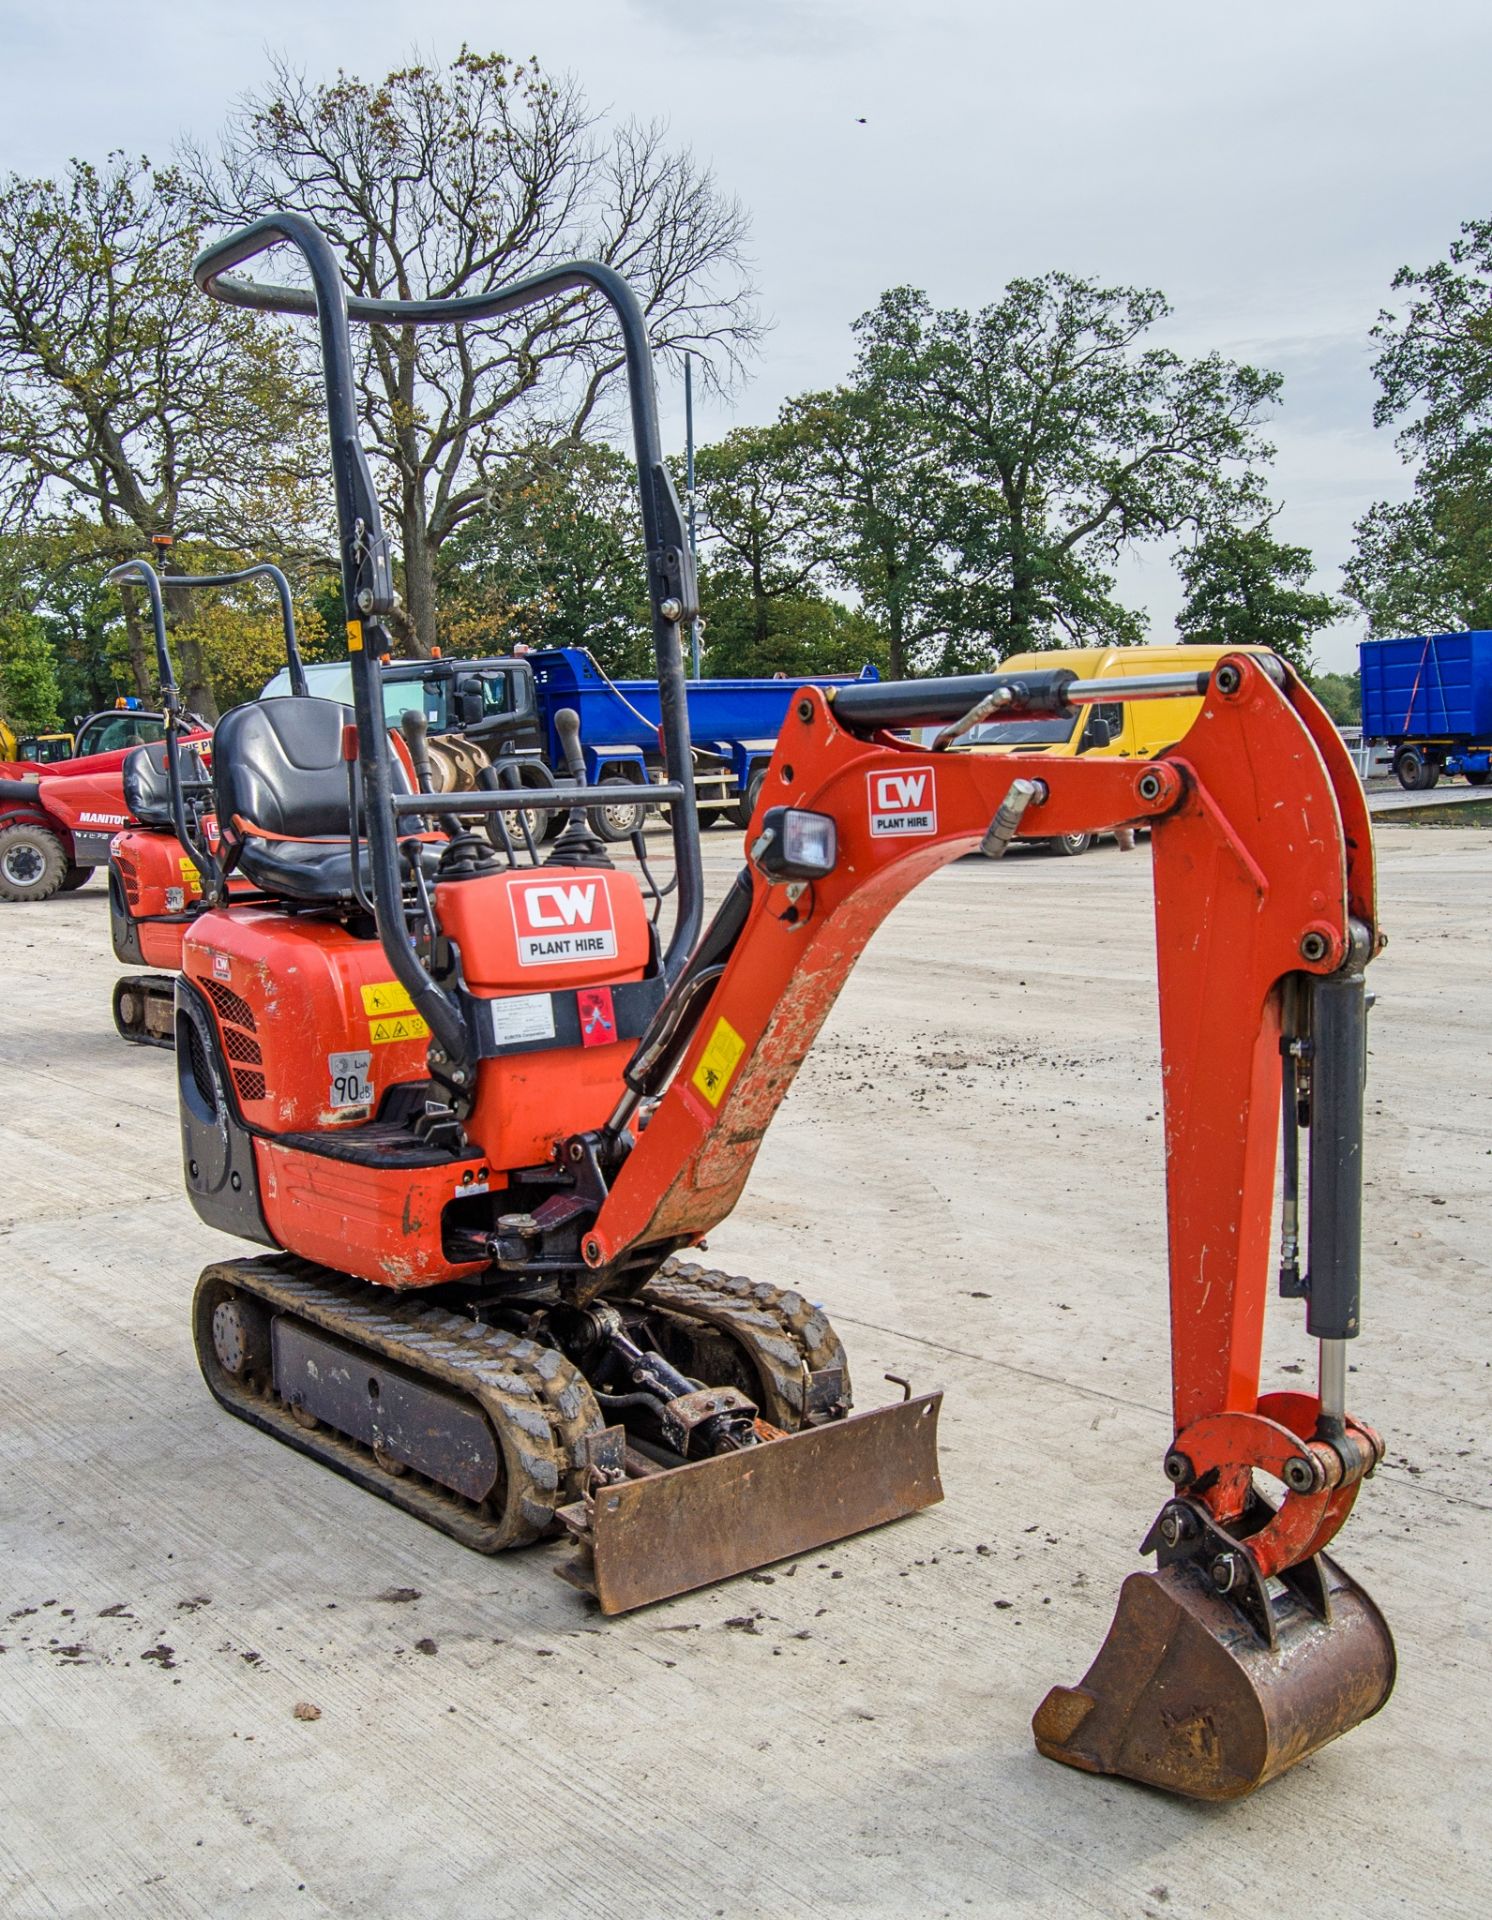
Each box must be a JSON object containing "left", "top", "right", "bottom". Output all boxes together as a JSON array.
[
  {"left": 0, "top": 154, "right": 318, "bottom": 714},
  {"left": 190, "top": 48, "right": 761, "bottom": 653}
]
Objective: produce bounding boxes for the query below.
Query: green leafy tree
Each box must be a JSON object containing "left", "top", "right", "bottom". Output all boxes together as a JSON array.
[
  {"left": 1346, "top": 219, "right": 1492, "bottom": 633},
  {"left": 1344, "top": 481, "right": 1492, "bottom": 635},
  {"left": 850, "top": 278, "right": 1280, "bottom": 663},
  {"left": 0, "top": 154, "right": 317, "bottom": 717},
  {"left": 697, "top": 575, "right": 882, "bottom": 678},
  {"left": 1176, "top": 523, "right": 1342, "bottom": 670},
  {"left": 1305, "top": 670, "right": 1360, "bottom": 725},
  {"left": 195, "top": 49, "right": 759, "bottom": 655},
  {"left": 436, "top": 441, "right": 651, "bottom": 674},
  {"left": 0, "top": 609, "right": 61, "bottom": 732},
  {"left": 788, "top": 378, "right": 963, "bottom": 679}
]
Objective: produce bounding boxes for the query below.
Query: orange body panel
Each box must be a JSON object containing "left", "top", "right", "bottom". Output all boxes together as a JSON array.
[
  {"left": 254, "top": 1138, "right": 492, "bottom": 1287},
  {"left": 187, "top": 863, "right": 655, "bottom": 1287},
  {"left": 438, "top": 865, "right": 653, "bottom": 1171},
  {"left": 182, "top": 909, "right": 432, "bottom": 1131}
]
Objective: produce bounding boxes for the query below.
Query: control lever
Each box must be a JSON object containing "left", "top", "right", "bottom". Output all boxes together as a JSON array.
[
  {"left": 400, "top": 708, "right": 437, "bottom": 830},
  {"left": 547, "top": 708, "right": 611, "bottom": 869}
]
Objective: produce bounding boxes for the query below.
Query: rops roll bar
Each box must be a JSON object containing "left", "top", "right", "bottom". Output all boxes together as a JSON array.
[
  {"left": 193, "top": 213, "right": 704, "bottom": 1075},
  {"left": 106, "top": 558, "right": 309, "bottom": 898}
]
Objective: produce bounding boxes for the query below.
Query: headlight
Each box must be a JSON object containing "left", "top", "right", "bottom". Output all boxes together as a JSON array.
[{"left": 751, "top": 806, "right": 837, "bottom": 881}]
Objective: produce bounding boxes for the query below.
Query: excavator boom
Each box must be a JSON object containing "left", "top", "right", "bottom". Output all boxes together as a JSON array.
[{"left": 588, "top": 650, "right": 1393, "bottom": 1797}]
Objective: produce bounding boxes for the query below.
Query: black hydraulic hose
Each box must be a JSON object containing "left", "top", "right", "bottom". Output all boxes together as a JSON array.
[
  {"left": 620, "top": 866, "right": 756, "bottom": 1104},
  {"left": 192, "top": 216, "right": 704, "bottom": 994},
  {"left": 0, "top": 777, "right": 41, "bottom": 803}
]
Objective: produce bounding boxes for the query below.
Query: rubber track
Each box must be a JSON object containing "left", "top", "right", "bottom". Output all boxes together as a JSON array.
[
  {"left": 195, "top": 1255, "right": 603, "bottom": 1554},
  {"left": 638, "top": 1258, "right": 853, "bottom": 1429}
]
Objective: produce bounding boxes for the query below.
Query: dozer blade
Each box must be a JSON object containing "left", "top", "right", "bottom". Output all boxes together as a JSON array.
[
  {"left": 1032, "top": 1552, "right": 1396, "bottom": 1801},
  {"left": 556, "top": 1392, "right": 943, "bottom": 1614}
]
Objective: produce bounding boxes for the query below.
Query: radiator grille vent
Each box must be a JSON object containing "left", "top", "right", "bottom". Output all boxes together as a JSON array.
[{"left": 203, "top": 978, "right": 256, "bottom": 1030}]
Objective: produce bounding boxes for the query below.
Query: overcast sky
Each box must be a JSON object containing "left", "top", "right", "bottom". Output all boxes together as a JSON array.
[{"left": 4, "top": 0, "right": 1489, "bottom": 669}]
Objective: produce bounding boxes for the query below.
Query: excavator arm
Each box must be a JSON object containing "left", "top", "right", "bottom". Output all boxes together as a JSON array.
[{"left": 590, "top": 650, "right": 1395, "bottom": 1798}]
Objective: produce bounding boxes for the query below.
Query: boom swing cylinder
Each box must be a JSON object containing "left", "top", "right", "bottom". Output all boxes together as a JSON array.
[{"left": 180, "top": 209, "right": 1392, "bottom": 1800}]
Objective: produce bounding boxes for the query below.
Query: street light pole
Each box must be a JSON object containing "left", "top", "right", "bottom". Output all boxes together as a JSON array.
[{"left": 685, "top": 352, "right": 702, "bottom": 679}]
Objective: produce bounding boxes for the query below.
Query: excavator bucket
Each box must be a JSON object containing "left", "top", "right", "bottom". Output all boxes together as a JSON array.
[
  {"left": 1032, "top": 1552, "right": 1396, "bottom": 1801},
  {"left": 557, "top": 1392, "right": 943, "bottom": 1614}
]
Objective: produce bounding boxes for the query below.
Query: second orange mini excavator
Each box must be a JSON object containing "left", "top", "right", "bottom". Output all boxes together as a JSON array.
[{"left": 169, "top": 210, "right": 1394, "bottom": 1802}]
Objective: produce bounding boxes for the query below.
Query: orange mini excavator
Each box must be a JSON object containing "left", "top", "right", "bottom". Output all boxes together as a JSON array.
[
  {"left": 107, "top": 556, "right": 308, "bottom": 1047},
  {"left": 176, "top": 212, "right": 1394, "bottom": 1801}
]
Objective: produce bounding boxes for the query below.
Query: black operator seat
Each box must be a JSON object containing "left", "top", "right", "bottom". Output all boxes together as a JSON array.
[
  {"left": 211, "top": 695, "right": 436, "bottom": 905},
  {"left": 122, "top": 737, "right": 211, "bottom": 830}
]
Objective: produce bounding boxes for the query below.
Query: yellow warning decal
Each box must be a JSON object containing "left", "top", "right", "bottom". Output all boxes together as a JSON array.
[
  {"left": 180, "top": 856, "right": 201, "bottom": 884},
  {"left": 370, "top": 1012, "right": 430, "bottom": 1045},
  {"left": 362, "top": 980, "right": 416, "bottom": 1017},
  {"left": 691, "top": 1015, "right": 746, "bottom": 1109},
  {"left": 361, "top": 981, "right": 429, "bottom": 1043},
  {"left": 347, "top": 619, "right": 364, "bottom": 652}
]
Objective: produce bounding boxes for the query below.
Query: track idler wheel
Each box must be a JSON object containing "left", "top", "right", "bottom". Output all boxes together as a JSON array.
[
  {"left": 1032, "top": 1509, "right": 1396, "bottom": 1800},
  {"left": 113, "top": 973, "right": 177, "bottom": 1048}
]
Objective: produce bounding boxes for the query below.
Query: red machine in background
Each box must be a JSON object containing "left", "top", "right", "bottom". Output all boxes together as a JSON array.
[{"left": 170, "top": 211, "right": 1394, "bottom": 1805}]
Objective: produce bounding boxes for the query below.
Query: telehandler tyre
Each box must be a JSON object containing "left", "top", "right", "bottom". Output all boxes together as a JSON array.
[{"left": 0, "top": 822, "right": 69, "bottom": 902}]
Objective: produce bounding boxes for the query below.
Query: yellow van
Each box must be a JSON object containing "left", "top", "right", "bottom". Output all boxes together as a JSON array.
[{"left": 956, "top": 643, "right": 1265, "bottom": 855}]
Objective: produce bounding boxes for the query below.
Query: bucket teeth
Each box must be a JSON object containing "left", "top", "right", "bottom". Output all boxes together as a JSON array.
[{"left": 1032, "top": 1552, "right": 1396, "bottom": 1801}]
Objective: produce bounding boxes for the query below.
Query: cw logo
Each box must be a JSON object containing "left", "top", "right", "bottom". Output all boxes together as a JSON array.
[
  {"left": 510, "top": 874, "right": 618, "bottom": 966},
  {"left": 873, "top": 772, "right": 929, "bottom": 812},
  {"left": 867, "top": 765, "right": 937, "bottom": 836},
  {"left": 520, "top": 881, "right": 602, "bottom": 930}
]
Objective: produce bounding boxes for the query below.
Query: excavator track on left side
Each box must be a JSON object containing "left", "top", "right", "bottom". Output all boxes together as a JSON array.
[{"left": 193, "top": 1256, "right": 603, "bottom": 1552}]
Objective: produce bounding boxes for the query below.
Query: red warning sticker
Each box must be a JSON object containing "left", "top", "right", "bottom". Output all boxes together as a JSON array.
[{"left": 577, "top": 986, "right": 617, "bottom": 1048}]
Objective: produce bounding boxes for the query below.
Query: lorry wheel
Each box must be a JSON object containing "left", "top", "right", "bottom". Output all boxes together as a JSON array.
[
  {"left": 1394, "top": 748, "right": 1435, "bottom": 791},
  {"left": 1048, "top": 831, "right": 1092, "bottom": 857},
  {"left": 59, "top": 865, "right": 94, "bottom": 892},
  {"left": 589, "top": 777, "right": 648, "bottom": 843},
  {"left": 0, "top": 822, "right": 69, "bottom": 902},
  {"left": 1466, "top": 769, "right": 1489, "bottom": 787},
  {"left": 733, "top": 769, "right": 766, "bottom": 829}
]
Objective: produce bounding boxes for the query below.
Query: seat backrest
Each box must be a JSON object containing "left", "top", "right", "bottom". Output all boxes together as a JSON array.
[
  {"left": 213, "top": 696, "right": 410, "bottom": 842},
  {"left": 122, "top": 738, "right": 209, "bottom": 830}
]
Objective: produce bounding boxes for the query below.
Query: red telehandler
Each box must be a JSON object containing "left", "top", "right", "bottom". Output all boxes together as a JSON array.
[
  {"left": 173, "top": 211, "right": 1394, "bottom": 1803},
  {"left": 106, "top": 557, "right": 309, "bottom": 1046}
]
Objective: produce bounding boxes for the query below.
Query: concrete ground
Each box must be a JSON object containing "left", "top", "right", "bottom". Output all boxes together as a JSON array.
[{"left": 2, "top": 823, "right": 1489, "bottom": 1919}]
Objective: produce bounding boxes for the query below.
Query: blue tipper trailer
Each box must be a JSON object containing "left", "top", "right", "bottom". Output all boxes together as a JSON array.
[
  {"left": 528, "top": 649, "right": 879, "bottom": 824},
  {"left": 1359, "top": 631, "right": 1492, "bottom": 790}
]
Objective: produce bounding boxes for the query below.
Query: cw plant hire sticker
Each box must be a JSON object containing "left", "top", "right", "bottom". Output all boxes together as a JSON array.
[{"left": 361, "top": 978, "right": 430, "bottom": 1045}]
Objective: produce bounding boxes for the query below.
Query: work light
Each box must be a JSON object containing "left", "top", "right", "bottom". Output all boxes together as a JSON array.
[{"left": 752, "top": 806, "right": 838, "bottom": 881}]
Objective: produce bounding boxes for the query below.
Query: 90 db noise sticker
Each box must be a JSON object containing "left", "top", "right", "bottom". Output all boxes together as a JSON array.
[{"left": 328, "top": 1050, "right": 373, "bottom": 1110}]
